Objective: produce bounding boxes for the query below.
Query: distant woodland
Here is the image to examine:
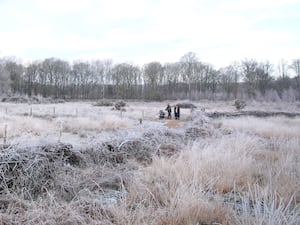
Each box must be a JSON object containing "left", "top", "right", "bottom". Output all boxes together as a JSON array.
[{"left": 0, "top": 52, "right": 299, "bottom": 101}]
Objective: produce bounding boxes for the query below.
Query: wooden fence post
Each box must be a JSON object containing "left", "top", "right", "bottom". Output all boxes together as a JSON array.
[
  {"left": 59, "top": 121, "right": 63, "bottom": 142},
  {"left": 4, "top": 124, "right": 7, "bottom": 145}
]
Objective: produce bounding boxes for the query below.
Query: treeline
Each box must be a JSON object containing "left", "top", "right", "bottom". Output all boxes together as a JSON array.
[{"left": 0, "top": 52, "right": 299, "bottom": 101}]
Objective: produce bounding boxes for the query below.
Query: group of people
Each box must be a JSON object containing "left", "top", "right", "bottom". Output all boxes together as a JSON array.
[{"left": 160, "top": 104, "right": 180, "bottom": 120}]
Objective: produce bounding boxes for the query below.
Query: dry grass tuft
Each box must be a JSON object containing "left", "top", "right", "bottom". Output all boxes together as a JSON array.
[
  {"left": 56, "top": 115, "right": 131, "bottom": 134},
  {"left": 0, "top": 116, "right": 55, "bottom": 139},
  {"left": 220, "top": 116, "right": 300, "bottom": 139},
  {"left": 234, "top": 186, "right": 300, "bottom": 225}
]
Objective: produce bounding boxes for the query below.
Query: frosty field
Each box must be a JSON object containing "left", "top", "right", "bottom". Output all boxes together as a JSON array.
[{"left": 0, "top": 100, "right": 299, "bottom": 225}]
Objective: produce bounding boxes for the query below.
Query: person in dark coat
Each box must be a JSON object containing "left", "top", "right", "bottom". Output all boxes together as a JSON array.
[
  {"left": 174, "top": 105, "right": 180, "bottom": 120},
  {"left": 176, "top": 105, "right": 180, "bottom": 120},
  {"left": 165, "top": 104, "right": 172, "bottom": 119}
]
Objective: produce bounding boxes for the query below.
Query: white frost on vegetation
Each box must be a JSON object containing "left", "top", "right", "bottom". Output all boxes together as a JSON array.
[
  {"left": 220, "top": 116, "right": 300, "bottom": 139},
  {"left": 0, "top": 101, "right": 299, "bottom": 224},
  {"left": 54, "top": 114, "right": 131, "bottom": 134}
]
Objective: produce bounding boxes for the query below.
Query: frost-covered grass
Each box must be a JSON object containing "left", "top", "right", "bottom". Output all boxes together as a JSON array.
[
  {"left": 113, "top": 131, "right": 299, "bottom": 225},
  {"left": 0, "top": 101, "right": 299, "bottom": 224},
  {"left": 197, "top": 100, "right": 300, "bottom": 113},
  {"left": 220, "top": 116, "right": 300, "bottom": 139},
  {"left": 55, "top": 115, "right": 131, "bottom": 134}
]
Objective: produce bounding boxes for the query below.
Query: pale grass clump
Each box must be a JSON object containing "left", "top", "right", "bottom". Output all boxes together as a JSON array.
[
  {"left": 0, "top": 195, "right": 116, "bottom": 225},
  {"left": 109, "top": 130, "right": 299, "bottom": 224},
  {"left": 234, "top": 185, "right": 300, "bottom": 225},
  {"left": 181, "top": 133, "right": 262, "bottom": 193},
  {"left": 252, "top": 138, "right": 300, "bottom": 202},
  {"left": 112, "top": 191, "right": 232, "bottom": 225},
  {"left": 56, "top": 115, "right": 131, "bottom": 134},
  {"left": 52, "top": 163, "right": 133, "bottom": 202},
  {"left": 0, "top": 115, "right": 55, "bottom": 139},
  {"left": 111, "top": 155, "right": 234, "bottom": 225},
  {"left": 109, "top": 133, "right": 260, "bottom": 224},
  {"left": 220, "top": 116, "right": 300, "bottom": 139},
  {"left": 219, "top": 117, "right": 300, "bottom": 201}
]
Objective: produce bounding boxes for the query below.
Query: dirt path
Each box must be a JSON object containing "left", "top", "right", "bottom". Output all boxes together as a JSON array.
[{"left": 164, "top": 119, "right": 183, "bottom": 128}]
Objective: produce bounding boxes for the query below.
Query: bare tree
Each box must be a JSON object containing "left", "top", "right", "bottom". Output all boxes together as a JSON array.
[
  {"left": 101, "top": 59, "right": 112, "bottom": 99},
  {"left": 201, "top": 63, "right": 218, "bottom": 97},
  {"left": 163, "top": 62, "right": 182, "bottom": 99},
  {"left": 219, "top": 66, "right": 236, "bottom": 99},
  {"left": 39, "top": 58, "right": 71, "bottom": 98},
  {"left": 231, "top": 61, "right": 241, "bottom": 99},
  {"left": 91, "top": 59, "right": 112, "bottom": 99},
  {"left": 290, "top": 59, "right": 300, "bottom": 99},
  {"left": 72, "top": 61, "right": 93, "bottom": 99},
  {"left": 256, "top": 61, "right": 273, "bottom": 96},
  {"left": 241, "top": 58, "right": 258, "bottom": 98},
  {"left": 25, "top": 61, "right": 40, "bottom": 96},
  {"left": 0, "top": 59, "right": 11, "bottom": 94},
  {"left": 180, "top": 52, "right": 199, "bottom": 99},
  {"left": 143, "top": 62, "right": 163, "bottom": 100},
  {"left": 111, "top": 63, "right": 141, "bottom": 99},
  {"left": 3, "top": 59, "right": 24, "bottom": 94},
  {"left": 290, "top": 59, "right": 300, "bottom": 78},
  {"left": 55, "top": 59, "right": 71, "bottom": 98},
  {"left": 277, "top": 59, "right": 288, "bottom": 78},
  {"left": 90, "top": 60, "right": 104, "bottom": 98},
  {"left": 208, "top": 67, "right": 220, "bottom": 99}
]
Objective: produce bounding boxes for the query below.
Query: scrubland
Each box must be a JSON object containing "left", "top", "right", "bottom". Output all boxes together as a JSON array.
[{"left": 0, "top": 100, "right": 299, "bottom": 225}]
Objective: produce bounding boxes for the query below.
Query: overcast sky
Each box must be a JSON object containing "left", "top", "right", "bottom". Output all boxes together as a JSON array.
[{"left": 0, "top": 0, "right": 300, "bottom": 68}]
